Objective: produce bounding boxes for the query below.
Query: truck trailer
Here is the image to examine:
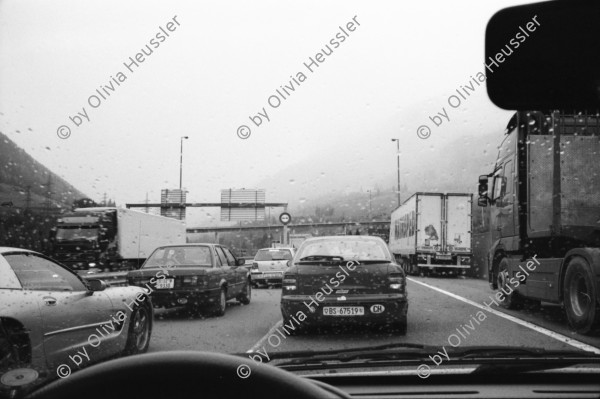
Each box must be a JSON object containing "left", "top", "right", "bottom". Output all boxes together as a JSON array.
[
  {"left": 478, "top": 111, "right": 600, "bottom": 334},
  {"left": 52, "top": 207, "right": 186, "bottom": 272},
  {"left": 389, "top": 192, "right": 473, "bottom": 276}
]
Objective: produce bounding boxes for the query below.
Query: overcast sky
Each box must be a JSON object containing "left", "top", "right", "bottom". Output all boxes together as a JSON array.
[{"left": 0, "top": 0, "right": 524, "bottom": 225}]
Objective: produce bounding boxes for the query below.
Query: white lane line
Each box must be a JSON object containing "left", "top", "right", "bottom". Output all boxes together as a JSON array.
[
  {"left": 408, "top": 277, "right": 600, "bottom": 355},
  {"left": 247, "top": 319, "right": 283, "bottom": 353}
]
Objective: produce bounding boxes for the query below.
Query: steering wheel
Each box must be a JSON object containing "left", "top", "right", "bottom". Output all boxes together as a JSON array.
[{"left": 28, "top": 351, "right": 348, "bottom": 399}]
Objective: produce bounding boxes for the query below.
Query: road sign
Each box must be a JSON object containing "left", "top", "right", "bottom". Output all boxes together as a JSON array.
[
  {"left": 220, "top": 189, "right": 265, "bottom": 221},
  {"left": 279, "top": 212, "right": 291, "bottom": 225}
]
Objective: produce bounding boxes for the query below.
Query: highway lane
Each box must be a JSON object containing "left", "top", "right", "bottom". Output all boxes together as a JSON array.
[{"left": 148, "top": 278, "right": 600, "bottom": 357}]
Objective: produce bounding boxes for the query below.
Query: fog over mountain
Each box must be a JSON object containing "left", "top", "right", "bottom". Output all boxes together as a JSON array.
[
  {"left": 257, "top": 130, "right": 501, "bottom": 219},
  {"left": 0, "top": 132, "right": 87, "bottom": 209}
]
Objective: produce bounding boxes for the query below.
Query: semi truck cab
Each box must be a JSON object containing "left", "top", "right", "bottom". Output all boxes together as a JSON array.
[{"left": 478, "top": 111, "right": 600, "bottom": 334}]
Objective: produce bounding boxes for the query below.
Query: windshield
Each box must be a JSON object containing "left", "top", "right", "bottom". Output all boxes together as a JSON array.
[
  {"left": 55, "top": 227, "right": 99, "bottom": 241},
  {"left": 1, "top": 0, "right": 600, "bottom": 397},
  {"left": 255, "top": 249, "right": 293, "bottom": 261},
  {"left": 143, "top": 246, "right": 212, "bottom": 267}
]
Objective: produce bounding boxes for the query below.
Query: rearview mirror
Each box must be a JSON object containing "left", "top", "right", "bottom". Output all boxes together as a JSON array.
[{"left": 486, "top": 1, "right": 600, "bottom": 109}]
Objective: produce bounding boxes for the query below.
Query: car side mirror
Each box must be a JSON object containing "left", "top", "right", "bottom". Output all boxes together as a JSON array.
[
  {"left": 286, "top": 260, "right": 292, "bottom": 267},
  {"left": 87, "top": 279, "right": 107, "bottom": 292},
  {"left": 236, "top": 258, "right": 246, "bottom": 266}
]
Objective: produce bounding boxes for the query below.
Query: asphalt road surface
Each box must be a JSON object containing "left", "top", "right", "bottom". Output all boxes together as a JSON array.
[{"left": 149, "top": 277, "right": 600, "bottom": 357}]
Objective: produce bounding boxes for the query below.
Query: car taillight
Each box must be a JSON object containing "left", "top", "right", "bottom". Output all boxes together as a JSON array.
[
  {"left": 388, "top": 273, "right": 405, "bottom": 290},
  {"left": 282, "top": 277, "right": 297, "bottom": 291},
  {"left": 251, "top": 262, "right": 259, "bottom": 270},
  {"left": 182, "top": 276, "right": 208, "bottom": 287},
  {"left": 183, "top": 276, "right": 199, "bottom": 285}
]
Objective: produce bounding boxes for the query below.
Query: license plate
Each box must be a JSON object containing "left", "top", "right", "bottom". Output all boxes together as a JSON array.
[
  {"left": 323, "top": 306, "right": 364, "bottom": 316},
  {"left": 155, "top": 279, "right": 174, "bottom": 289},
  {"left": 436, "top": 254, "right": 451, "bottom": 260}
]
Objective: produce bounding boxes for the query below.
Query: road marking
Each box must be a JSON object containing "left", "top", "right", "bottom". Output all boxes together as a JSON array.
[
  {"left": 247, "top": 320, "right": 283, "bottom": 353},
  {"left": 408, "top": 278, "right": 600, "bottom": 355}
]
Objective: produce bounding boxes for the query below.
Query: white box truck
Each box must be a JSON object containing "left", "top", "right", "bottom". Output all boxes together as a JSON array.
[
  {"left": 389, "top": 193, "right": 472, "bottom": 276},
  {"left": 52, "top": 207, "right": 186, "bottom": 272}
]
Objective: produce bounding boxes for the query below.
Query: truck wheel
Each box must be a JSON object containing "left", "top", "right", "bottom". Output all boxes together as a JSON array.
[
  {"left": 564, "top": 257, "right": 599, "bottom": 334},
  {"left": 496, "top": 258, "right": 523, "bottom": 310},
  {"left": 404, "top": 259, "right": 416, "bottom": 276},
  {"left": 398, "top": 258, "right": 408, "bottom": 274}
]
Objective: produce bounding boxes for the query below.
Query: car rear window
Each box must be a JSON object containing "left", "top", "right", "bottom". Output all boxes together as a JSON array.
[
  {"left": 143, "top": 246, "right": 212, "bottom": 267},
  {"left": 254, "top": 249, "right": 293, "bottom": 261},
  {"left": 296, "top": 239, "right": 391, "bottom": 261}
]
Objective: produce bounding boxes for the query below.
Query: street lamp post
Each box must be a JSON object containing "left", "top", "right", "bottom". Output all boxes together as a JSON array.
[
  {"left": 391, "top": 139, "right": 400, "bottom": 207},
  {"left": 179, "top": 136, "right": 189, "bottom": 192}
]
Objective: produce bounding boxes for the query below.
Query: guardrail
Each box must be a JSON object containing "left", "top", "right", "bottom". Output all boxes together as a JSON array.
[{"left": 79, "top": 271, "right": 128, "bottom": 287}]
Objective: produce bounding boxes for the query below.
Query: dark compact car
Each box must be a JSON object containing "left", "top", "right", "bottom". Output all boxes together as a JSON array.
[
  {"left": 127, "top": 244, "right": 250, "bottom": 316},
  {"left": 280, "top": 236, "right": 408, "bottom": 334}
]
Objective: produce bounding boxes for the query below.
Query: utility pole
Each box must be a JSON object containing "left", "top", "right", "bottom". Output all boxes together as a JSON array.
[
  {"left": 179, "top": 136, "right": 189, "bottom": 193},
  {"left": 391, "top": 138, "right": 401, "bottom": 206}
]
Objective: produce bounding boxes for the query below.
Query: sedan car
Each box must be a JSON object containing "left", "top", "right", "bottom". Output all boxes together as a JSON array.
[
  {"left": 0, "top": 247, "right": 152, "bottom": 396},
  {"left": 250, "top": 247, "right": 295, "bottom": 287},
  {"left": 280, "top": 236, "right": 408, "bottom": 334},
  {"left": 127, "top": 244, "right": 251, "bottom": 316}
]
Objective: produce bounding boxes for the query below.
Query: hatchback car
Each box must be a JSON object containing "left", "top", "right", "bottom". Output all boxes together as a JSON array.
[
  {"left": 0, "top": 247, "right": 152, "bottom": 396},
  {"left": 127, "top": 244, "right": 251, "bottom": 316},
  {"left": 280, "top": 236, "right": 408, "bottom": 334},
  {"left": 251, "top": 247, "right": 295, "bottom": 287}
]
